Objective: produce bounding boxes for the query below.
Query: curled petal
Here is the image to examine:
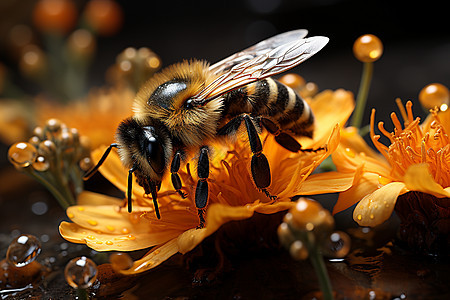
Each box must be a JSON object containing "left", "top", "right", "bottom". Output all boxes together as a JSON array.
[
  {"left": 404, "top": 164, "right": 450, "bottom": 198},
  {"left": 353, "top": 182, "right": 407, "bottom": 226},
  {"left": 120, "top": 238, "right": 179, "bottom": 275},
  {"left": 333, "top": 172, "right": 380, "bottom": 215}
]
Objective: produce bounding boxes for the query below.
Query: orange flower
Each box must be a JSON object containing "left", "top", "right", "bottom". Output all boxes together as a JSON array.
[
  {"left": 59, "top": 88, "right": 354, "bottom": 275},
  {"left": 301, "top": 100, "right": 450, "bottom": 228}
]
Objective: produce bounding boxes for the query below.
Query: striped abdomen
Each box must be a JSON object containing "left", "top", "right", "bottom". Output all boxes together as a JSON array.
[{"left": 222, "top": 78, "right": 314, "bottom": 137}]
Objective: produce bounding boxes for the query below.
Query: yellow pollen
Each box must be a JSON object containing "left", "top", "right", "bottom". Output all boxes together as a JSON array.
[
  {"left": 106, "top": 241, "right": 113, "bottom": 245},
  {"left": 96, "top": 241, "right": 103, "bottom": 244},
  {"left": 153, "top": 249, "right": 160, "bottom": 255},
  {"left": 77, "top": 207, "right": 85, "bottom": 211},
  {"left": 87, "top": 220, "right": 98, "bottom": 226},
  {"left": 106, "top": 225, "right": 115, "bottom": 232},
  {"left": 370, "top": 214, "right": 374, "bottom": 219},
  {"left": 67, "top": 213, "right": 74, "bottom": 219},
  {"left": 128, "top": 235, "right": 136, "bottom": 240},
  {"left": 356, "top": 214, "right": 362, "bottom": 221}
]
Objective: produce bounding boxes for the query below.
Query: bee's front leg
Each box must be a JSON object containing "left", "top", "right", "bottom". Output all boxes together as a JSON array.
[
  {"left": 195, "top": 146, "right": 210, "bottom": 228},
  {"left": 171, "top": 150, "right": 187, "bottom": 198}
]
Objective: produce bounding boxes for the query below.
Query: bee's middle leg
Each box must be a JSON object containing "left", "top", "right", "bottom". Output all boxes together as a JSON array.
[
  {"left": 195, "top": 146, "right": 210, "bottom": 228},
  {"left": 218, "top": 114, "right": 276, "bottom": 200}
]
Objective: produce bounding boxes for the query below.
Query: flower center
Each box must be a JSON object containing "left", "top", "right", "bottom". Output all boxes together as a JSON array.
[{"left": 371, "top": 100, "right": 449, "bottom": 188}]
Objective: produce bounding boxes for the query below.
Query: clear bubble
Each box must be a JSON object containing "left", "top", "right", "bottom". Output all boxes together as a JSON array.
[
  {"left": 8, "top": 142, "right": 38, "bottom": 167},
  {"left": 6, "top": 234, "right": 42, "bottom": 267},
  {"left": 322, "top": 231, "right": 351, "bottom": 258},
  {"left": 64, "top": 256, "right": 98, "bottom": 289},
  {"left": 32, "top": 156, "right": 50, "bottom": 172}
]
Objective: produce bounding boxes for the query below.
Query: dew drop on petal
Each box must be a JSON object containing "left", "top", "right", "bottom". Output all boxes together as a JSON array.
[
  {"left": 109, "top": 252, "right": 133, "bottom": 272},
  {"left": 322, "top": 231, "right": 351, "bottom": 258},
  {"left": 64, "top": 256, "right": 98, "bottom": 289},
  {"left": 6, "top": 234, "right": 42, "bottom": 267},
  {"left": 8, "top": 142, "right": 38, "bottom": 167}
]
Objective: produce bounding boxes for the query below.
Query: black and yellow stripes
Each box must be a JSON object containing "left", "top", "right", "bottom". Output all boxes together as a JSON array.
[{"left": 222, "top": 77, "right": 314, "bottom": 137}]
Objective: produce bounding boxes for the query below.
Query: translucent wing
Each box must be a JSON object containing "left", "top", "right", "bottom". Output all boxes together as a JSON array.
[
  {"left": 209, "top": 29, "right": 309, "bottom": 75},
  {"left": 193, "top": 33, "right": 329, "bottom": 105}
]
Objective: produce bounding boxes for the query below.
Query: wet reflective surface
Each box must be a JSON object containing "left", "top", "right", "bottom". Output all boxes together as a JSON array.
[{"left": 1, "top": 183, "right": 450, "bottom": 299}]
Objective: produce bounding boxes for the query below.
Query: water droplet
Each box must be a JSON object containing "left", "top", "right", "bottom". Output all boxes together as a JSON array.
[
  {"left": 6, "top": 234, "right": 42, "bottom": 267},
  {"left": 79, "top": 157, "right": 93, "bottom": 171},
  {"left": 356, "top": 214, "right": 362, "bottom": 221},
  {"left": 37, "top": 140, "right": 56, "bottom": 157},
  {"left": 345, "top": 148, "right": 355, "bottom": 158},
  {"left": 322, "top": 231, "right": 351, "bottom": 258},
  {"left": 87, "top": 220, "right": 98, "bottom": 226},
  {"left": 106, "top": 241, "right": 113, "bottom": 245},
  {"left": 110, "top": 253, "right": 133, "bottom": 272},
  {"left": 8, "top": 142, "right": 38, "bottom": 167},
  {"left": 121, "top": 228, "right": 130, "bottom": 234},
  {"left": 31, "top": 201, "right": 48, "bottom": 215},
  {"left": 64, "top": 256, "right": 98, "bottom": 289},
  {"left": 32, "top": 156, "right": 50, "bottom": 171}
]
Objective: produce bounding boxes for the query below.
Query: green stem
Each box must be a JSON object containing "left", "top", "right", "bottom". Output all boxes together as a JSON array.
[
  {"left": 305, "top": 232, "right": 334, "bottom": 300},
  {"left": 26, "top": 169, "right": 72, "bottom": 209},
  {"left": 350, "top": 61, "right": 373, "bottom": 130}
]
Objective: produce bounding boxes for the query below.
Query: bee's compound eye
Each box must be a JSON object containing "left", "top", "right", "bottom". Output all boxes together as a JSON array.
[
  {"left": 142, "top": 127, "right": 165, "bottom": 174},
  {"left": 185, "top": 99, "right": 194, "bottom": 109},
  {"left": 145, "top": 138, "right": 165, "bottom": 174}
]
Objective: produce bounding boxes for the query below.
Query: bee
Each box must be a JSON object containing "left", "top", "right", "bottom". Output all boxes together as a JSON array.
[{"left": 84, "top": 29, "right": 329, "bottom": 227}]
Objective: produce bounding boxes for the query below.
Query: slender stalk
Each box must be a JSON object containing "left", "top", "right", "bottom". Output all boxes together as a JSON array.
[
  {"left": 26, "top": 169, "right": 72, "bottom": 209},
  {"left": 303, "top": 232, "right": 334, "bottom": 300},
  {"left": 350, "top": 61, "right": 373, "bottom": 130}
]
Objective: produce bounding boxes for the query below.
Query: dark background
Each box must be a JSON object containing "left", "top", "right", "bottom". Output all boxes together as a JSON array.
[{"left": 0, "top": 0, "right": 449, "bottom": 124}]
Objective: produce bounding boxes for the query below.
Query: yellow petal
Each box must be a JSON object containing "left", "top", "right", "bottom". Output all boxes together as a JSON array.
[
  {"left": 340, "top": 127, "right": 385, "bottom": 161},
  {"left": 304, "top": 89, "right": 355, "bottom": 148},
  {"left": 333, "top": 172, "right": 380, "bottom": 214},
  {"left": 120, "top": 238, "right": 179, "bottom": 275},
  {"left": 59, "top": 204, "right": 194, "bottom": 251},
  {"left": 353, "top": 182, "right": 407, "bottom": 226},
  {"left": 59, "top": 221, "right": 183, "bottom": 251},
  {"left": 403, "top": 164, "right": 450, "bottom": 198},
  {"left": 77, "top": 191, "right": 122, "bottom": 206},
  {"left": 298, "top": 172, "right": 354, "bottom": 195}
]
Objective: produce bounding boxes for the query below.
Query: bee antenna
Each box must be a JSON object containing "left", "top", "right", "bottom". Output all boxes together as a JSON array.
[
  {"left": 127, "top": 165, "right": 137, "bottom": 213},
  {"left": 83, "top": 143, "right": 118, "bottom": 180}
]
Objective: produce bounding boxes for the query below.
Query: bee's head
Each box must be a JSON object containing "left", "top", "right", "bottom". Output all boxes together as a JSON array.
[{"left": 116, "top": 117, "right": 172, "bottom": 182}]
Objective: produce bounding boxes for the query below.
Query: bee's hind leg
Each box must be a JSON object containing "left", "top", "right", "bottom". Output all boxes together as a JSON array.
[
  {"left": 171, "top": 150, "right": 187, "bottom": 198},
  {"left": 218, "top": 114, "right": 276, "bottom": 200},
  {"left": 258, "top": 117, "right": 302, "bottom": 152},
  {"left": 195, "top": 146, "right": 210, "bottom": 228}
]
